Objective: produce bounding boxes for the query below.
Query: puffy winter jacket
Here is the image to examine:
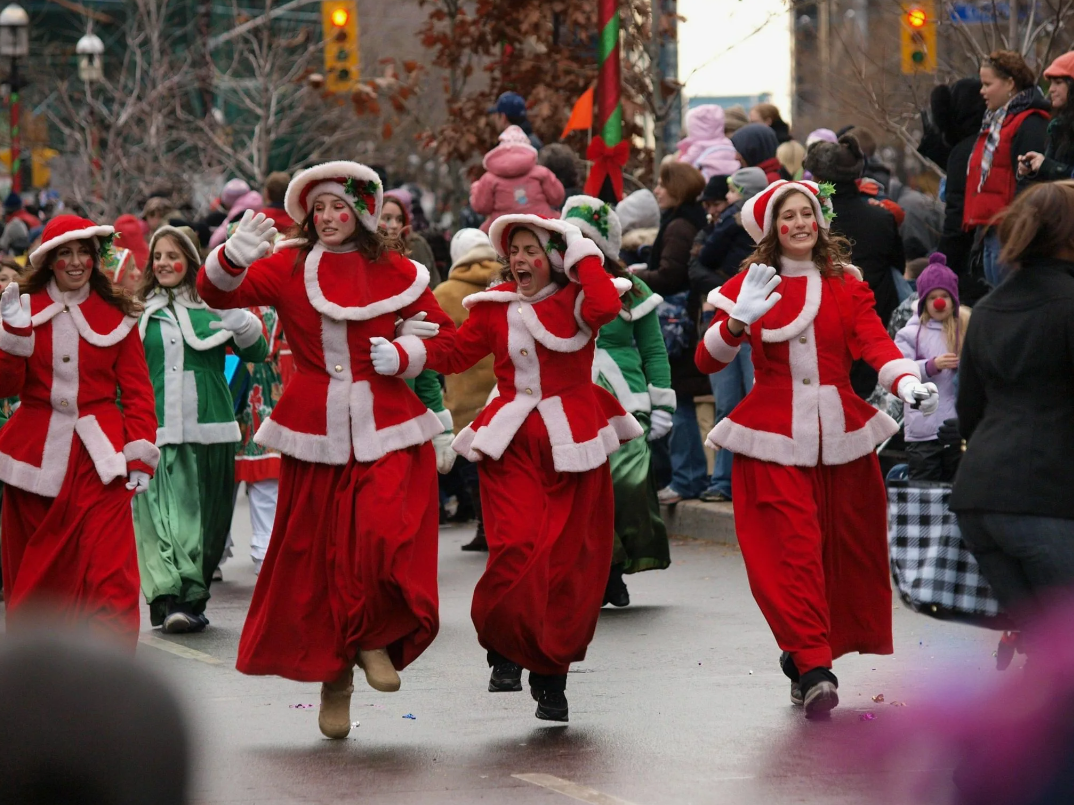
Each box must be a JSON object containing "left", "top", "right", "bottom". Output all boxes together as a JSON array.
[
  {"left": 677, "top": 105, "right": 741, "bottom": 179},
  {"left": 471, "top": 142, "right": 565, "bottom": 233}
]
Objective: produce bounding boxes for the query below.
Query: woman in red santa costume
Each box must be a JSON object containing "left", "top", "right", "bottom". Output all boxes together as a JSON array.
[
  {"left": 196, "top": 161, "right": 456, "bottom": 740},
  {"left": 409, "top": 213, "right": 642, "bottom": 723},
  {"left": 695, "top": 181, "right": 939, "bottom": 717},
  {"left": 0, "top": 215, "right": 159, "bottom": 648}
]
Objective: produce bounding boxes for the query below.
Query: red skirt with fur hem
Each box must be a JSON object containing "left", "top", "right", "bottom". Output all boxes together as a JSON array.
[
  {"left": 1, "top": 439, "right": 140, "bottom": 650},
  {"left": 236, "top": 444, "right": 440, "bottom": 682},
  {"left": 474, "top": 413, "right": 614, "bottom": 676}
]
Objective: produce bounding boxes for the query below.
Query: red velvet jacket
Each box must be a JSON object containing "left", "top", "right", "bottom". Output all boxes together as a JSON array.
[
  {"left": 695, "top": 258, "right": 920, "bottom": 467},
  {"left": 0, "top": 282, "right": 159, "bottom": 497},
  {"left": 428, "top": 254, "right": 643, "bottom": 473},
  {"left": 197, "top": 241, "right": 456, "bottom": 465}
]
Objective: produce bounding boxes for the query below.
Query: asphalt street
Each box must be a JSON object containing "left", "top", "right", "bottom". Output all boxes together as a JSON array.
[{"left": 14, "top": 493, "right": 1010, "bottom": 804}]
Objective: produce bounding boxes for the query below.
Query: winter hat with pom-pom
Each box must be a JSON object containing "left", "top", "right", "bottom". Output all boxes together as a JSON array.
[
  {"left": 804, "top": 134, "right": 866, "bottom": 183},
  {"left": 916, "top": 253, "right": 960, "bottom": 316},
  {"left": 561, "top": 194, "right": 622, "bottom": 260},
  {"left": 449, "top": 228, "right": 495, "bottom": 271}
]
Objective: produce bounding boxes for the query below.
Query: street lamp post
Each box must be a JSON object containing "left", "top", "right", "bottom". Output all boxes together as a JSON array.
[
  {"left": 0, "top": 4, "right": 28, "bottom": 194},
  {"left": 77, "top": 30, "right": 104, "bottom": 191}
]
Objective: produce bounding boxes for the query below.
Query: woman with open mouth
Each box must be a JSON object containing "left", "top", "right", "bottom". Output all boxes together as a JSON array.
[
  {"left": 407, "top": 213, "right": 643, "bottom": 723},
  {"left": 0, "top": 215, "right": 159, "bottom": 649},
  {"left": 134, "top": 225, "right": 268, "bottom": 635}
]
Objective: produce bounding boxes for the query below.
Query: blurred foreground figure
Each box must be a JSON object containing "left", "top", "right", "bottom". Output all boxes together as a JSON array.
[{"left": 0, "top": 635, "right": 190, "bottom": 805}]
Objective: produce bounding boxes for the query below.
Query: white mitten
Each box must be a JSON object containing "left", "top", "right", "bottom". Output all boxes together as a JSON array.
[
  {"left": 648, "top": 409, "right": 673, "bottom": 441},
  {"left": 395, "top": 312, "right": 440, "bottom": 340},
  {"left": 209, "top": 308, "right": 259, "bottom": 335},
  {"left": 125, "top": 470, "right": 151, "bottom": 494},
  {"left": 369, "top": 337, "right": 401, "bottom": 376},
  {"left": 1, "top": 282, "right": 31, "bottom": 329},
  {"left": 432, "top": 431, "right": 457, "bottom": 474},
  {"left": 224, "top": 210, "right": 278, "bottom": 267},
  {"left": 729, "top": 263, "right": 783, "bottom": 326},
  {"left": 897, "top": 377, "right": 940, "bottom": 416}
]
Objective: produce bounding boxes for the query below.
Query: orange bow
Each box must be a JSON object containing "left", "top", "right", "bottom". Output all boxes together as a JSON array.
[{"left": 584, "top": 136, "right": 630, "bottom": 201}]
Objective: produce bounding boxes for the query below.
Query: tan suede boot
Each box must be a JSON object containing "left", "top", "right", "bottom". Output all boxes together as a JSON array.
[
  {"left": 318, "top": 668, "right": 354, "bottom": 739},
  {"left": 356, "top": 648, "right": 401, "bottom": 692}
]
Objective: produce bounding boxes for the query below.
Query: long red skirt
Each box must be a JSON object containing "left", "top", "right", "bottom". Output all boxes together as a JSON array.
[
  {"left": 475, "top": 414, "right": 615, "bottom": 676},
  {"left": 731, "top": 453, "right": 893, "bottom": 675},
  {"left": 1, "top": 440, "right": 140, "bottom": 650},
  {"left": 237, "top": 443, "right": 440, "bottom": 682}
]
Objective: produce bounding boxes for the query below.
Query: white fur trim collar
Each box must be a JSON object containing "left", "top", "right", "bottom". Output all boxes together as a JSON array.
[
  {"left": 620, "top": 291, "right": 662, "bottom": 321},
  {"left": 32, "top": 281, "right": 137, "bottom": 347},
  {"left": 761, "top": 271, "right": 822, "bottom": 343},
  {"left": 303, "top": 244, "right": 429, "bottom": 321}
]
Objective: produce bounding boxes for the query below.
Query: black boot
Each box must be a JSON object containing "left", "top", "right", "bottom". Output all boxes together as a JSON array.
[
  {"left": 529, "top": 672, "right": 568, "bottom": 722},
  {"left": 603, "top": 564, "right": 630, "bottom": 608},
  {"left": 487, "top": 650, "right": 523, "bottom": 692},
  {"left": 461, "top": 519, "right": 488, "bottom": 552}
]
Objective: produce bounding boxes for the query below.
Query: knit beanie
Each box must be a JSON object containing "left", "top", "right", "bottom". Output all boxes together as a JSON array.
[
  {"left": 729, "top": 167, "right": 769, "bottom": 201},
  {"left": 615, "top": 189, "right": 660, "bottom": 233},
  {"left": 220, "top": 179, "right": 251, "bottom": 209},
  {"left": 804, "top": 134, "right": 865, "bottom": 183},
  {"left": 916, "top": 253, "right": 960, "bottom": 316},
  {"left": 449, "top": 227, "right": 495, "bottom": 270},
  {"left": 805, "top": 128, "right": 838, "bottom": 147},
  {"left": 699, "top": 175, "right": 730, "bottom": 202}
]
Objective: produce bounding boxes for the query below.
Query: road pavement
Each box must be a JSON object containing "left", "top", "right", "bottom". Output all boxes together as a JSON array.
[{"left": 13, "top": 493, "right": 1010, "bottom": 804}]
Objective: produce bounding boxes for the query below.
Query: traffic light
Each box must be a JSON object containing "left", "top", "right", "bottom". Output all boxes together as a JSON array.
[
  {"left": 900, "top": 2, "right": 937, "bottom": 74},
  {"left": 322, "top": 0, "right": 358, "bottom": 93}
]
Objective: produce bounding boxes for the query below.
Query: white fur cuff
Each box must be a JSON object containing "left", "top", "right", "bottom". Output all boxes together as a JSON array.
[
  {"left": 435, "top": 408, "right": 453, "bottom": 433},
  {"left": 0, "top": 326, "right": 33, "bottom": 357},
  {"left": 394, "top": 334, "right": 427, "bottom": 379},
  {"left": 648, "top": 384, "right": 677, "bottom": 412},
  {"left": 563, "top": 238, "right": 605, "bottom": 282},
  {"left": 205, "top": 246, "right": 248, "bottom": 292},
  {"left": 878, "top": 357, "right": 921, "bottom": 393},
  {"left": 123, "top": 439, "right": 161, "bottom": 471},
  {"left": 703, "top": 320, "right": 742, "bottom": 364},
  {"left": 232, "top": 317, "right": 263, "bottom": 350}
]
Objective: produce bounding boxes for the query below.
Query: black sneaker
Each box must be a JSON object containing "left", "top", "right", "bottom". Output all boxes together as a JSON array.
[
  {"left": 461, "top": 521, "right": 488, "bottom": 552},
  {"left": 532, "top": 688, "right": 569, "bottom": 722},
  {"left": 603, "top": 565, "right": 630, "bottom": 608},
  {"left": 488, "top": 662, "right": 523, "bottom": 692}
]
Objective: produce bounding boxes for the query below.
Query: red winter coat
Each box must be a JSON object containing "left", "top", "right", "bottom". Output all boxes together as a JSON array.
[
  {"left": 197, "top": 241, "right": 456, "bottom": 465},
  {"left": 470, "top": 143, "right": 566, "bottom": 233},
  {"left": 0, "top": 282, "right": 159, "bottom": 497},
  {"left": 428, "top": 248, "right": 643, "bottom": 473},
  {"left": 695, "top": 258, "right": 920, "bottom": 467}
]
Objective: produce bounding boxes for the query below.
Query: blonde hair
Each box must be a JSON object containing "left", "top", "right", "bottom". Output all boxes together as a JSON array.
[
  {"left": 776, "top": 141, "right": 806, "bottom": 179},
  {"left": 921, "top": 304, "right": 971, "bottom": 355}
]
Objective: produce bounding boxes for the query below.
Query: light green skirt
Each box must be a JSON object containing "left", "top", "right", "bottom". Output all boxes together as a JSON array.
[{"left": 610, "top": 412, "right": 671, "bottom": 574}]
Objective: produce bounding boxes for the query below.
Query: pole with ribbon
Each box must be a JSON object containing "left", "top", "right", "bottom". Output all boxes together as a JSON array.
[{"left": 584, "top": 0, "right": 627, "bottom": 202}]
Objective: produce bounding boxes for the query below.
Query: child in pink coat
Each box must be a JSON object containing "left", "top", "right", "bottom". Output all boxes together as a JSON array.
[{"left": 471, "top": 126, "right": 565, "bottom": 232}]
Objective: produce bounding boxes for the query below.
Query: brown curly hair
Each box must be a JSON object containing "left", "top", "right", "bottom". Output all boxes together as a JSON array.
[
  {"left": 741, "top": 189, "right": 853, "bottom": 278},
  {"left": 21, "top": 239, "right": 143, "bottom": 316},
  {"left": 983, "top": 50, "right": 1036, "bottom": 91}
]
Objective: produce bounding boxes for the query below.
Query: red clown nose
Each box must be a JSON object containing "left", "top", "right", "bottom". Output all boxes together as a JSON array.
[{"left": 932, "top": 298, "right": 948, "bottom": 312}]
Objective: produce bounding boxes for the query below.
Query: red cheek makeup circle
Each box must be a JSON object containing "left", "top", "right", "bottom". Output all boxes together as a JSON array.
[
  {"left": 314, "top": 214, "right": 321, "bottom": 225},
  {"left": 339, "top": 212, "right": 350, "bottom": 223},
  {"left": 55, "top": 259, "right": 67, "bottom": 270},
  {"left": 534, "top": 258, "right": 544, "bottom": 268},
  {"left": 172, "top": 262, "right": 184, "bottom": 272},
  {"left": 780, "top": 225, "right": 790, "bottom": 235},
  {"left": 812, "top": 222, "right": 818, "bottom": 232}
]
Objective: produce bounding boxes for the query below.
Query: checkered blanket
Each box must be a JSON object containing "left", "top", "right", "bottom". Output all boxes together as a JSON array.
[{"left": 888, "top": 482, "right": 1003, "bottom": 618}]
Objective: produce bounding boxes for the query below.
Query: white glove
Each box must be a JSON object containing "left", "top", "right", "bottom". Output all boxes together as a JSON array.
[
  {"left": 209, "top": 308, "right": 259, "bottom": 335},
  {"left": 395, "top": 312, "right": 440, "bottom": 340},
  {"left": 369, "top": 336, "right": 401, "bottom": 376},
  {"left": 897, "top": 377, "right": 940, "bottom": 417},
  {"left": 648, "top": 409, "right": 673, "bottom": 441},
  {"left": 1, "top": 282, "right": 31, "bottom": 329},
  {"left": 224, "top": 210, "right": 278, "bottom": 267},
  {"left": 432, "top": 431, "right": 457, "bottom": 474},
  {"left": 125, "top": 470, "right": 151, "bottom": 494},
  {"left": 730, "top": 263, "right": 782, "bottom": 326}
]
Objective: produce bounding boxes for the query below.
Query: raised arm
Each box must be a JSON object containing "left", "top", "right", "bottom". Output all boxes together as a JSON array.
[
  {"left": 562, "top": 231, "right": 620, "bottom": 331},
  {"left": 197, "top": 211, "right": 283, "bottom": 309},
  {"left": 0, "top": 284, "right": 32, "bottom": 397}
]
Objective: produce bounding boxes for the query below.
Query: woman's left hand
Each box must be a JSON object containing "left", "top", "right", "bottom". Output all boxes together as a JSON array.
[
  {"left": 396, "top": 312, "right": 440, "bottom": 340},
  {"left": 897, "top": 378, "right": 940, "bottom": 416},
  {"left": 432, "top": 432, "right": 457, "bottom": 474},
  {"left": 125, "top": 470, "right": 151, "bottom": 494},
  {"left": 369, "top": 337, "right": 400, "bottom": 376}
]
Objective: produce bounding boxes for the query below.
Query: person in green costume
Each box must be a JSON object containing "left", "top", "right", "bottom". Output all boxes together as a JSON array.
[
  {"left": 134, "top": 225, "right": 268, "bottom": 633},
  {"left": 561, "top": 195, "right": 676, "bottom": 607}
]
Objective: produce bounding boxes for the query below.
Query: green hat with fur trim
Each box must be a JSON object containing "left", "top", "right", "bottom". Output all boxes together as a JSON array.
[{"left": 560, "top": 195, "right": 622, "bottom": 260}]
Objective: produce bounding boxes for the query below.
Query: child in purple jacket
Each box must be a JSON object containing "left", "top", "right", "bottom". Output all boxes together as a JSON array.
[{"left": 894, "top": 253, "right": 971, "bottom": 482}]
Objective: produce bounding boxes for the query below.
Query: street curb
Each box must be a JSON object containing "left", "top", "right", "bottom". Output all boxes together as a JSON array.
[{"left": 661, "top": 500, "right": 738, "bottom": 545}]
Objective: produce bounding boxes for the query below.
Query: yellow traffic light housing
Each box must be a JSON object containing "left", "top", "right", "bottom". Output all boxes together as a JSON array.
[
  {"left": 901, "top": 2, "right": 937, "bottom": 74},
  {"left": 322, "top": 0, "right": 358, "bottom": 93}
]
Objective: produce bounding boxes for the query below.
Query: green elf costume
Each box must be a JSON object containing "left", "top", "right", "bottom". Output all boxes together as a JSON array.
[
  {"left": 561, "top": 196, "right": 675, "bottom": 607},
  {"left": 134, "top": 225, "right": 268, "bottom": 633}
]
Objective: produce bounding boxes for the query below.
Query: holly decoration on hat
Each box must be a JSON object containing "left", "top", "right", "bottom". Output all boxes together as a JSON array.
[
  {"left": 816, "top": 182, "right": 837, "bottom": 223},
  {"left": 544, "top": 231, "right": 567, "bottom": 259},
  {"left": 566, "top": 203, "right": 610, "bottom": 239},
  {"left": 343, "top": 177, "right": 381, "bottom": 215},
  {"left": 98, "top": 232, "right": 117, "bottom": 260}
]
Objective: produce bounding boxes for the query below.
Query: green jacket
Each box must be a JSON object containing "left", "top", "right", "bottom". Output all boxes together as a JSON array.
[
  {"left": 140, "top": 289, "right": 269, "bottom": 446},
  {"left": 593, "top": 276, "right": 676, "bottom": 414},
  {"left": 407, "top": 370, "right": 453, "bottom": 433}
]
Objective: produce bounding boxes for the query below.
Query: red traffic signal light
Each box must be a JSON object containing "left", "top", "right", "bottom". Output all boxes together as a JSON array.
[
  {"left": 330, "top": 7, "right": 349, "bottom": 26},
  {"left": 907, "top": 7, "right": 927, "bottom": 27}
]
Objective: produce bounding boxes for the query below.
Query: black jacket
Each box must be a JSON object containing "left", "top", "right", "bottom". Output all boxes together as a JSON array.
[
  {"left": 1033, "top": 114, "right": 1074, "bottom": 182},
  {"left": 688, "top": 204, "right": 753, "bottom": 299},
  {"left": 950, "top": 258, "right": 1074, "bottom": 518}
]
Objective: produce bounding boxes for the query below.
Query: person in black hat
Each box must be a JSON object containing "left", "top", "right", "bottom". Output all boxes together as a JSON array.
[{"left": 489, "top": 91, "right": 543, "bottom": 150}]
